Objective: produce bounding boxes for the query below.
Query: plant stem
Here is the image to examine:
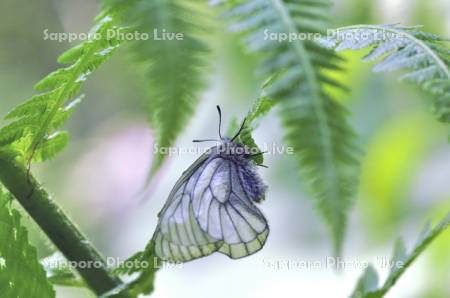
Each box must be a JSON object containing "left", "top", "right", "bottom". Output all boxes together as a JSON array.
[{"left": 0, "top": 152, "right": 126, "bottom": 297}]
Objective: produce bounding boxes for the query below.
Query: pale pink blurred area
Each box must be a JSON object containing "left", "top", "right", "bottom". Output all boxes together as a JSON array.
[
  {"left": 66, "top": 123, "right": 153, "bottom": 219},
  {"left": 39, "top": 119, "right": 159, "bottom": 259},
  {"left": 67, "top": 123, "right": 152, "bottom": 217}
]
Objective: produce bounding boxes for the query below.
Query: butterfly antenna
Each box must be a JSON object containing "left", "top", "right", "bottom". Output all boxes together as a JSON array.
[
  {"left": 193, "top": 139, "right": 218, "bottom": 143},
  {"left": 216, "top": 105, "right": 223, "bottom": 140},
  {"left": 231, "top": 118, "right": 247, "bottom": 142}
]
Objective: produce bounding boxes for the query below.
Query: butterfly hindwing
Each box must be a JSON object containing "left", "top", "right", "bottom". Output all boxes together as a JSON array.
[
  {"left": 154, "top": 148, "right": 269, "bottom": 262},
  {"left": 213, "top": 161, "right": 269, "bottom": 259}
]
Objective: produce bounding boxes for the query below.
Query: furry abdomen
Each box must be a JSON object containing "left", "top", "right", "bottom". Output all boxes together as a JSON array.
[
  {"left": 236, "top": 159, "right": 267, "bottom": 203},
  {"left": 214, "top": 142, "right": 267, "bottom": 203}
]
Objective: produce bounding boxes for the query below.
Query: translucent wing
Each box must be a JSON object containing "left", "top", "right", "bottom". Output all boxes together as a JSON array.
[
  {"left": 153, "top": 151, "right": 269, "bottom": 262},
  {"left": 192, "top": 159, "right": 269, "bottom": 259},
  {"left": 154, "top": 151, "right": 222, "bottom": 262}
]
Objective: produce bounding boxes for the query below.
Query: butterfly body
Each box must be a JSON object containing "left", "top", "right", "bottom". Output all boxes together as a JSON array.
[
  {"left": 153, "top": 139, "right": 269, "bottom": 263},
  {"left": 214, "top": 139, "right": 267, "bottom": 201}
]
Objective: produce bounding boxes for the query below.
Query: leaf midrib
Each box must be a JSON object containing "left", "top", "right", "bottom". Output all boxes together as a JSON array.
[
  {"left": 336, "top": 24, "right": 450, "bottom": 79},
  {"left": 25, "top": 38, "right": 102, "bottom": 161},
  {"left": 269, "top": 0, "right": 341, "bottom": 210}
]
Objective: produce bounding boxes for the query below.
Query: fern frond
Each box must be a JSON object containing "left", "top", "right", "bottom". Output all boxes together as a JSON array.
[
  {"left": 0, "top": 189, "right": 55, "bottom": 297},
  {"left": 223, "top": 0, "right": 361, "bottom": 255},
  {"left": 322, "top": 24, "right": 450, "bottom": 127},
  {"left": 103, "top": 0, "right": 210, "bottom": 174},
  {"left": 104, "top": 241, "right": 159, "bottom": 297},
  {"left": 41, "top": 252, "right": 85, "bottom": 288},
  {"left": 232, "top": 96, "right": 277, "bottom": 165},
  {"left": 350, "top": 212, "right": 450, "bottom": 298},
  {"left": 0, "top": 15, "right": 121, "bottom": 163}
]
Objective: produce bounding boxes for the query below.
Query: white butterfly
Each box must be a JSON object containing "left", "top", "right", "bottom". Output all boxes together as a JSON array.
[{"left": 152, "top": 107, "right": 269, "bottom": 262}]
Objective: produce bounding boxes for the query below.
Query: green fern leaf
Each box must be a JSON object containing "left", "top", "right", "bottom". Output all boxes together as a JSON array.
[
  {"left": 0, "top": 189, "right": 55, "bottom": 297},
  {"left": 349, "top": 212, "right": 450, "bottom": 298},
  {"left": 246, "top": 95, "right": 277, "bottom": 123},
  {"left": 350, "top": 265, "right": 379, "bottom": 298},
  {"left": 102, "top": 0, "right": 210, "bottom": 174},
  {"left": 103, "top": 241, "right": 159, "bottom": 298},
  {"left": 233, "top": 96, "right": 277, "bottom": 165},
  {"left": 33, "top": 131, "right": 70, "bottom": 162},
  {"left": 41, "top": 252, "right": 85, "bottom": 288},
  {"left": 322, "top": 24, "right": 450, "bottom": 127},
  {"left": 222, "top": 0, "right": 361, "bottom": 255},
  {"left": 0, "top": 15, "right": 122, "bottom": 163}
]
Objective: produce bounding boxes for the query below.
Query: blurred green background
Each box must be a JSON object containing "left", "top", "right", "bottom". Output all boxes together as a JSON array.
[{"left": 0, "top": 0, "right": 449, "bottom": 297}]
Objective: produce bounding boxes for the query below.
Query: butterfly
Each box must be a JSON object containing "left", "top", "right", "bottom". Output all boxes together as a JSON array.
[{"left": 152, "top": 106, "right": 269, "bottom": 262}]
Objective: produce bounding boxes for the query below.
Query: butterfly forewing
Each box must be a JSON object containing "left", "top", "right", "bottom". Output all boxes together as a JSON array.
[{"left": 153, "top": 147, "right": 269, "bottom": 262}]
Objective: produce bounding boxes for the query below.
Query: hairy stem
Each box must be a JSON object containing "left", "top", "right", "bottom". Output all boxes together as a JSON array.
[{"left": 0, "top": 151, "right": 126, "bottom": 297}]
